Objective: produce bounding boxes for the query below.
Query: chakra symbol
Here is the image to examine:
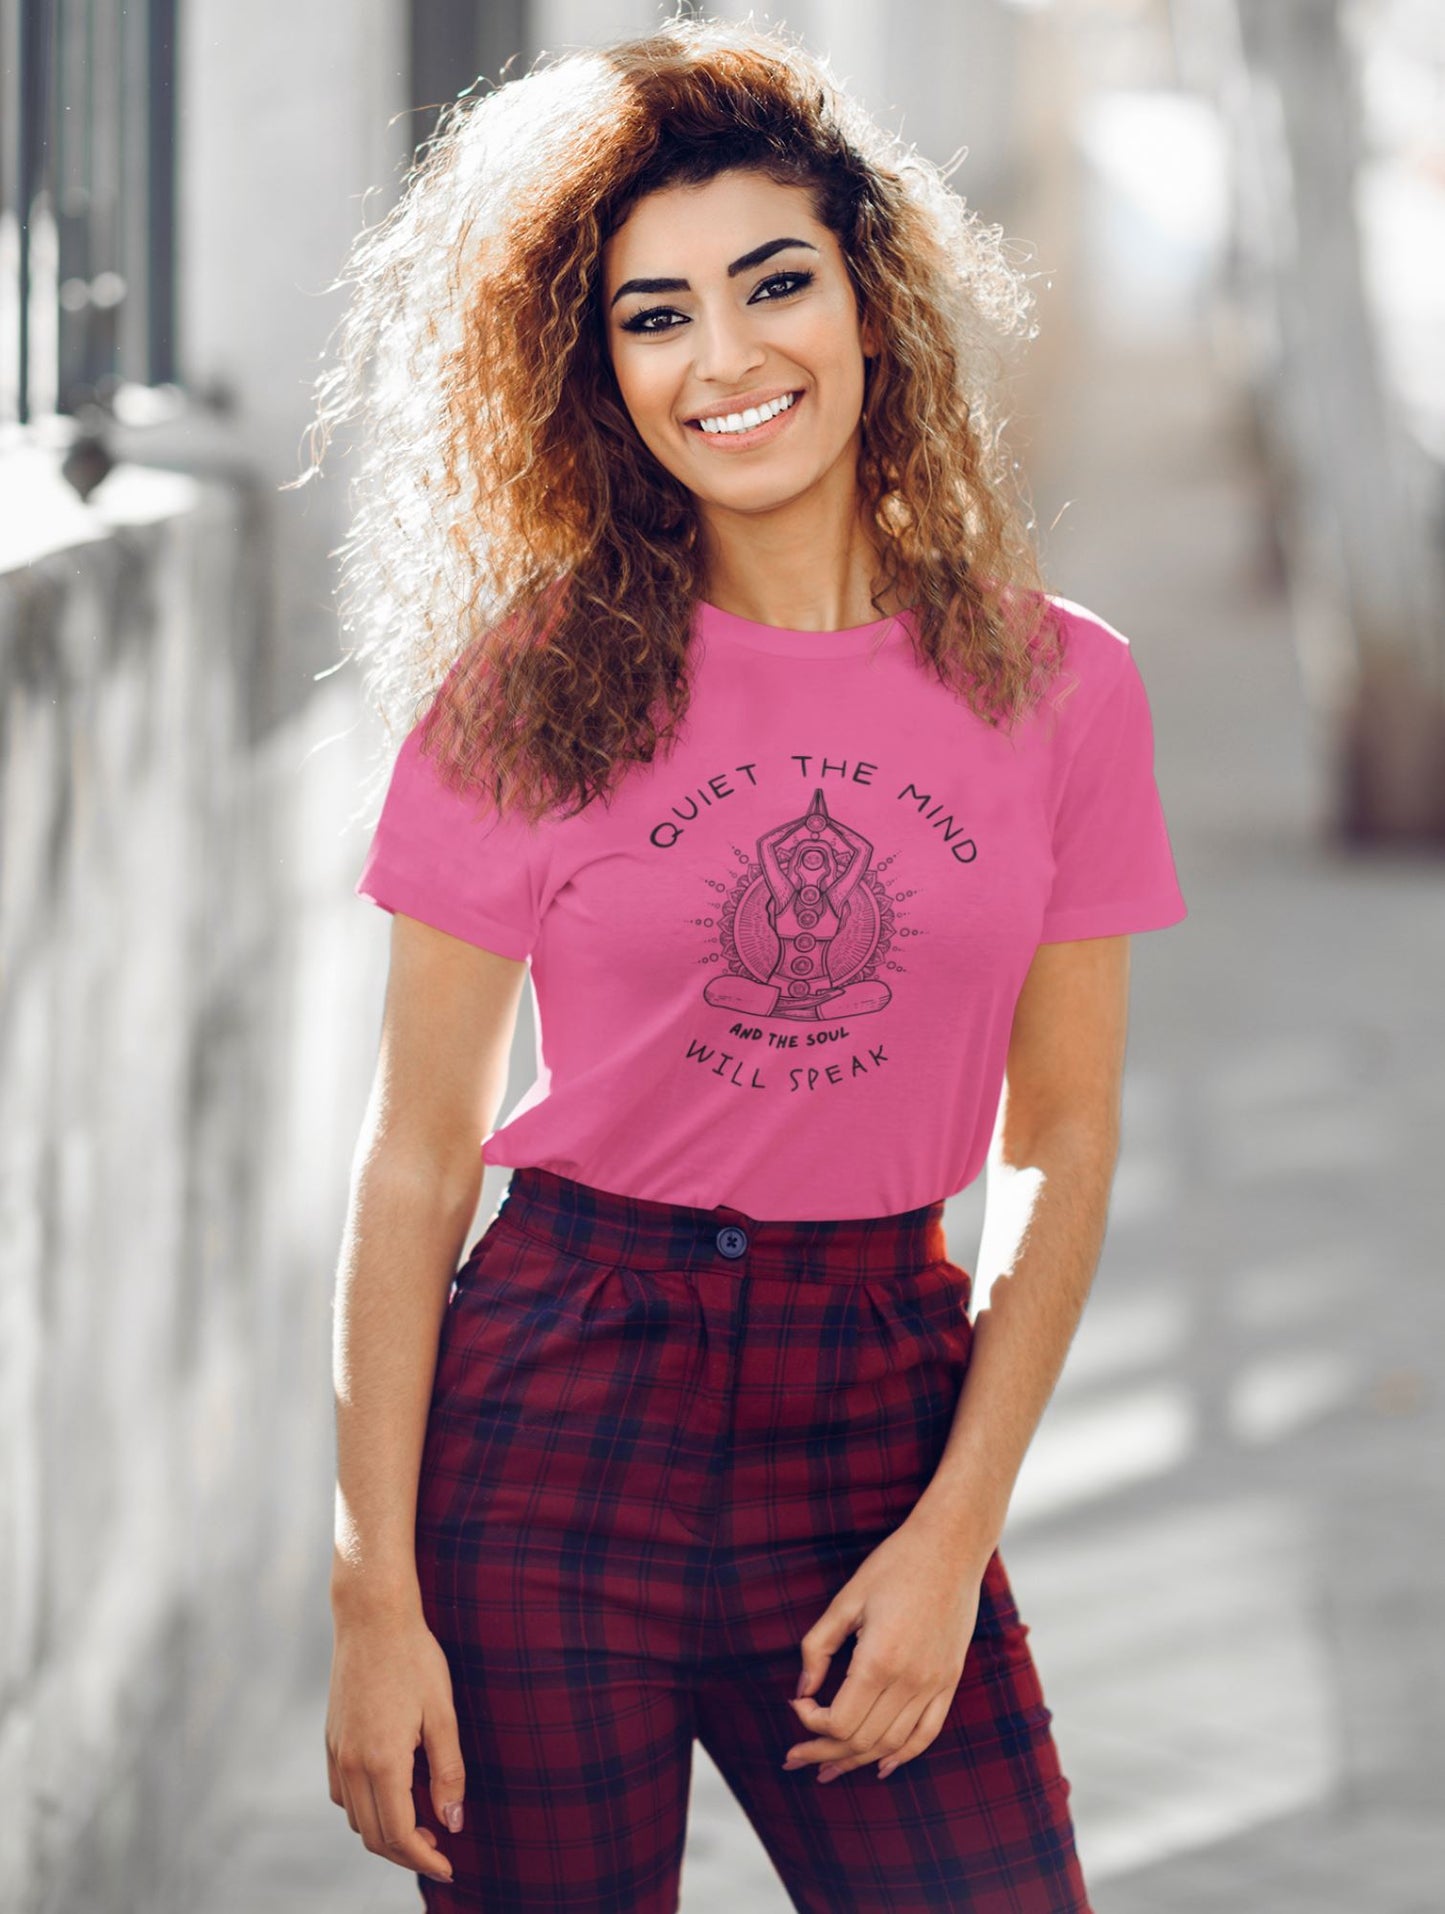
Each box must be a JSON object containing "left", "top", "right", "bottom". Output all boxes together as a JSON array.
[{"left": 703, "top": 788, "right": 895, "bottom": 1022}]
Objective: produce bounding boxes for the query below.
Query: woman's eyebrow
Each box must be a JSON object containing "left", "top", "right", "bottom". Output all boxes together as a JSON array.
[{"left": 609, "top": 236, "right": 819, "bottom": 310}]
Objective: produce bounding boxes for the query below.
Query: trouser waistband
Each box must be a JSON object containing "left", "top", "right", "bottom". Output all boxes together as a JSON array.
[{"left": 493, "top": 1166, "right": 949, "bottom": 1284}]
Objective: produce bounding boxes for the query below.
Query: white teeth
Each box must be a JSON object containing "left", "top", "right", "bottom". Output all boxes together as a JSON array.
[{"left": 697, "top": 392, "right": 796, "bottom": 435}]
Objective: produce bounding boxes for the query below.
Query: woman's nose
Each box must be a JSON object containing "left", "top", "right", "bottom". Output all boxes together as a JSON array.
[{"left": 690, "top": 308, "right": 767, "bottom": 386}]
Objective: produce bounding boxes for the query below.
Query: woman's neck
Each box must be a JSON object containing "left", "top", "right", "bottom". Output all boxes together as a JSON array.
[{"left": 696, "top": 472, "right": 902, "bottom": 632}]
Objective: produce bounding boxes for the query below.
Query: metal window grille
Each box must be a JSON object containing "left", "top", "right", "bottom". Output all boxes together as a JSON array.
[{"left": 0, "top": 0, "right": 176, "bottom": 430}]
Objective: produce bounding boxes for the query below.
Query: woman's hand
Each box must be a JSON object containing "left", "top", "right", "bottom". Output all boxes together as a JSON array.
[
  {"left": 325, "top": 1604, "right": 467, "bottom": 1886},
  {"left": 783, "top": 1513, "right": 988, "bottom": 1784}
]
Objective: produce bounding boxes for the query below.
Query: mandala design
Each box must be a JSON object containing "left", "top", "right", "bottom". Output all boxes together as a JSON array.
[{"left": 703, "top": 788, "right": 896, "bottom": 1022}]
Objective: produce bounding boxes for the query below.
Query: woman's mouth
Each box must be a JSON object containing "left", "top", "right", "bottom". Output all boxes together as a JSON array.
[{"left": 684, "top": 390, "right": 804, "bottom": 450}]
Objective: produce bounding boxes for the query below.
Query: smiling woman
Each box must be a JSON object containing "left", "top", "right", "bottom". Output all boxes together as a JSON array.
[
  {"left": 294, "top": 13, "right": 1058, "bottom": 828},
  {"left": 603, "top": 174, "right": 879, "bottom": 517},
  {"left": 300, "top": 15, "right": 1187, "bottom": 1914}
]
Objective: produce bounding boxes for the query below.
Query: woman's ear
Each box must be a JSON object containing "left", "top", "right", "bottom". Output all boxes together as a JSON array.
[{"left": 860, "top": 309, "right": 882, "bottom": 361}]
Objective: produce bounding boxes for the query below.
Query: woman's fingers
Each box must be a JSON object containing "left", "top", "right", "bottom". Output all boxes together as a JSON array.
[
  {"left": 337, "top": 1769, "right": 361, "bottom": 1835},
  {"left": 786, "top": 1684, "right": 949, "bottom": 1781},
  {"left": 830, "top": 1689, "right": 930, "bottom": 1778},
  {"left": 325, "top": 1616, "right": 462, "bottom": 1881},
  {"left": 789, "top": 1653, "right": 898, "bottom": 1751},
  {"left": 784, "top": 1677, "right": 905, "bottom": 1774},
  {"left": 342, "top": 1761, "right": 383, "bottom": 1851},
  {"left": 369, "top": 1763, "right": 454, "bottom": 1884},
  {"left": 422, "top": 1705, "right": 468, "bottom": 1834},
  {"left": 878, "top": 1689, "right": 953, "bottom": 1777},
  {"left": 856, "top": 1688, "right": 935, "bottom": 1778}
]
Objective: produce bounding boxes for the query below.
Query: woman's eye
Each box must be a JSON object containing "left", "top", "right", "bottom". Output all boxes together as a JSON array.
[
  {"left": 621, "top": 306, "right": 685, "bottom": 335},
  {"left": 619, "top": 270, "right": 814, "bottom": 335},
  {"left": 751, "top": 270, "right": 814, "bottom": 302}
]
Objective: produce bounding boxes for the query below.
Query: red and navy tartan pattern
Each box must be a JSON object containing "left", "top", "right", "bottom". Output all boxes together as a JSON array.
[{"left": 411, "top": 1165, "right": 1093, "bottom": 1912}]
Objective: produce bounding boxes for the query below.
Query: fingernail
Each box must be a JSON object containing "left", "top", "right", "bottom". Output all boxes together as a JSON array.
[
  {"left": 878, "top": 1759, "right": 896, "bottom": 1779},
  {"left": 794, "top": 1672, "right": 807, "bottom": 1698},
  {"left": 817, "top": 1763, "right": 840, "bottom": 1783},
  {"left": 444, "top": 1801, "right": 464, "bottom": 1832}
]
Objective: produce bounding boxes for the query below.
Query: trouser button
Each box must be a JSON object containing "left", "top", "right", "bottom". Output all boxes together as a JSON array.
[{"left": 715, "top": 1225, "right": 748, "bottom": 1259}]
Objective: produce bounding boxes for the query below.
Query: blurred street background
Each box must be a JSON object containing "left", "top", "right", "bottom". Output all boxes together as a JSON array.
[{"left": 2, "top": 2, "right": 1443, "bottom": 1910}]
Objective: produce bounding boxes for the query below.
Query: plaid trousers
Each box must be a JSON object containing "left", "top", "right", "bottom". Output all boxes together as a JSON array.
[{"left": 410, "top": 1165, "right": 1093, "bottom": 1913}]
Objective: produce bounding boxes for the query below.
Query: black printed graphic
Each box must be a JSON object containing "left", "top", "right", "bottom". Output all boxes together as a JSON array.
[{"left": 703, "top": 788, "right": 895, "bottom": 1021}]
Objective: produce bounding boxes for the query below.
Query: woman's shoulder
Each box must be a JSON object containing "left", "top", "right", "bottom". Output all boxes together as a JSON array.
[
  {"left": 1037, "top": 590, "right": 1147, "bottom": 725},
  {"left": 1044, "top": 592, "right": 1137, "bottom": 671}
]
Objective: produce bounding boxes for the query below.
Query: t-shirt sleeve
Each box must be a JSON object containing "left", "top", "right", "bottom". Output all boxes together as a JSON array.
[
  {"left": 353, "top": 721, "right": 548, "bottom": 960},
  {"left": 1037, "top": 643, "right": 1188, "bottom": 943}
]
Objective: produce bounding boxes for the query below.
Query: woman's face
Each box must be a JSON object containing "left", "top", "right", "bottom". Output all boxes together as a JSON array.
[{"left": 601, "top": 169, "right": 879, "bottom": 518}]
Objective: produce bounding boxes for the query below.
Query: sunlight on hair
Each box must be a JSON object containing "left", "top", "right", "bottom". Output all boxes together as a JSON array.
[{"left": 292, "top": 14, "right": 1061, "bottom": 829}]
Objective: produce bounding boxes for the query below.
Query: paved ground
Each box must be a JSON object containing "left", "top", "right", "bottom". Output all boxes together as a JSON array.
[
  {"left": 198, "top": 70, "right": 1445, "bottom": 1914},
  {"left": 984, "top": 345, "right": 1445, "bottom": 1914}
]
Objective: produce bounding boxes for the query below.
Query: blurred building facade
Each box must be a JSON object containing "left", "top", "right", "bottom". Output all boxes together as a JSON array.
[{"left": 1169, "top": 0, "right": 1445, "bottom": 837}]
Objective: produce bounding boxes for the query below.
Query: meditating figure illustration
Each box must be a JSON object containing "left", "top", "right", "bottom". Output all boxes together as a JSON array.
[{"left": 703, "top": 787, "right": 894, "bottom": 1021}]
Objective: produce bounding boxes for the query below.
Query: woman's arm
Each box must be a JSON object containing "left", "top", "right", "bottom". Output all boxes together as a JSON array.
[
  {"left": 331, "top": 911, "right": 528, "bottom": 1617},
  {"left": 780, "top": 935, "right": 1131, "bottom": 1784},
  {"left": 907, "top": 933, "right": 1130, "bottom": 1569},
  {"left": 326, "top": 913, "right": 528, "bottom": 1884}
]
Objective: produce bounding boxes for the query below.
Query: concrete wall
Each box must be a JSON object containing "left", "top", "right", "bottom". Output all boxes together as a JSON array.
[
  {"left": 178, "top": 0, "right": 411, "bottom": 732},
  {"left": 0, "top": 451, "right": 401, "bottom": 1914},
  {"left": 0, "top": 465, "right": 287, "bottom": 1907},
  {"left": 0, "top": 8, "right": 420, "bottom": 1887}
]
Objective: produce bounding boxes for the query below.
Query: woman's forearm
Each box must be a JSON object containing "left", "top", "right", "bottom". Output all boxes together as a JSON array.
[
  {"left": 907, "top": 1119, "right": 1118, "bottom": 1574},
  {"left": 330, "top": 1154, "right": 481, "bottom": 1621}
]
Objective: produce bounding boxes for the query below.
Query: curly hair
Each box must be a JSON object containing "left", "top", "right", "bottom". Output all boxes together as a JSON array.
[{"left": 292, "top": 13, "right": 1064, "bottom": 825}]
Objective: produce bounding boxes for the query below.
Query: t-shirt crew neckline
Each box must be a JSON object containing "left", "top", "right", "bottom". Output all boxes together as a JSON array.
[{"left": 696, "top": 598, "right": 912, "bottom": 659}]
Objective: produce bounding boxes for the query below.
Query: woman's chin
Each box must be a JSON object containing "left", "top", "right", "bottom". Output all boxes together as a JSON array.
[{"left": 685, "top": 460, "right": 826, "bottom": 516}]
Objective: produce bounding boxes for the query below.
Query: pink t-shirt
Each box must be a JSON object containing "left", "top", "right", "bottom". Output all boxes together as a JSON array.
[{"left": 355, "top": 594, "right": 1187, "bottom": 1219}]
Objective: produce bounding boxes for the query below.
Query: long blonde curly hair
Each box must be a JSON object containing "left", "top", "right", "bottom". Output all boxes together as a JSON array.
[{"left": 292, "top": 14, "right": 1063, "bottom": 824}]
